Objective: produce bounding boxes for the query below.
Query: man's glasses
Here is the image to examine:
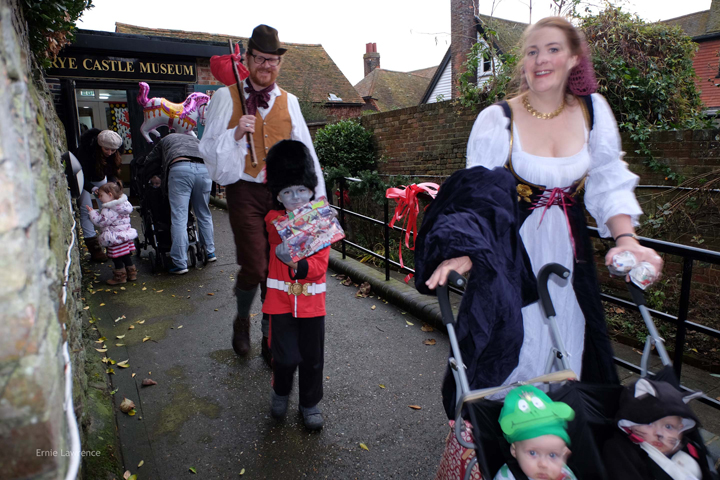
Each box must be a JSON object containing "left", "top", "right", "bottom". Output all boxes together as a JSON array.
[{"left": 249, "top": 54, "right": 281, "bottom": 67}]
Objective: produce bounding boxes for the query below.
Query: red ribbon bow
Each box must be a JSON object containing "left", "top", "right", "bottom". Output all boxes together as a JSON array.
[
  {"left": 386, "top": 183, "right": 439, "bottom": 282},
  {"left": 530, "top": 186, "right": 577, "bottom": 261}
]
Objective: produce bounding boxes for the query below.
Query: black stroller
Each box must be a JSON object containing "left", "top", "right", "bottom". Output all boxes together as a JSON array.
[
  {"left": 130, "top": 154, "right": 208, "bottom": 272},
  {"left": 437, "top": 265, "right": 719, "bottom": 480}
]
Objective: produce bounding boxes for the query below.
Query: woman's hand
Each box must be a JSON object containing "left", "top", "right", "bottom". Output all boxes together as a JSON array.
[
  {"left": 85, "top": 205, "right": 93, "bottom": 212},
  {"left": 234, "top": 115, "right": 256, "bottom": 141},
  {"left": 91, "top": 186, "right": 99, "bottom": 194},
  {"left": 425, "top": 256, "right": 472, "bottom": 290},
  {"left": 605, "top": 237, "right": 663, "bottom": 282}
]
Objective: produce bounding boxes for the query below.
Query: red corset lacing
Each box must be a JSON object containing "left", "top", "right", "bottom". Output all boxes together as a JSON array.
[{"left": 529, "top": 186, "right": 578, "bottom": 262}]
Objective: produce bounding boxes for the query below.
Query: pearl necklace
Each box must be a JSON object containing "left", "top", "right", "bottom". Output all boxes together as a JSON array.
[{"left": 523, "top": 95, "right": 566, "bottom": 120}]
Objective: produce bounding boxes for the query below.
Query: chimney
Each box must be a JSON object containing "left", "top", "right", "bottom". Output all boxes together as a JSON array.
[
  {"left": 363, "top": 43, "right": 380, "bottom": 77},
  {"left": 450, "top": 0, "right": 477, "bottom": 98},
  {"left": 709, "top": 0, "right": 720, "bottom": 34}
]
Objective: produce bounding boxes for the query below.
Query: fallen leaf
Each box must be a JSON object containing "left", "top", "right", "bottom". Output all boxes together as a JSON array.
[
  {"left": 156, "top": 290, "right": 164, "bottom": 293},
  {"left": 101, "top": 357, "right": 109, "bottom": 364},
  {"left": 423, "top": 339, "right": 437, "bottom": 346},
  {"left": 88, "top": 318, "right": 96, "bottom": 324},
  {"left": 120, "top": 287, "right": 126, "bottom": 291},
  {"left": 142, "top": 287, "right": 147, "bottom": 291},
  {"left": 359, "top": 443, "right": 369, "bottom": 451},
  {"left": 110, "top": 388, "right": 118, "bottom": 395},
  {"left": 83, "top": 306, "right": 90, "bottom": 310},
  {"left": 240, "top": 468, "right": 245, "bottom": 475},
  {"left": 132, "top": 373, "right": 136, "bottom": 378},
  {"left": 128, "top": 409, "right": 136, "bottom": 416},
  {"left": 142, "top": 378, "right": 158, "bottom": 386},
  {"left": 128, "top": 475, "right": 137, "bottom": 480},
  {"left": 95, "top": 348, "right": 107, "bottom": 353},
  {"left": 106, "top": 368, "right": 115, "bottom": 375},
  {"left": 123, "top": 471, "right": 131, "bottom": 480},
  {"left": 189, "top": 467, "right": 197, "bottom": 474},
  {"left": 379, "top": 384, "right": 386, "bottom": 389},
  {"left": 421, "top": 323, "right": 434, "bottom": 332},
  {"left": 356, "top": 282, "right": 371, "bottom": 297},
  {"left": 137, "top": 320, "right": 145, "bottom": 324},
  {"left": 120, "top": 397, "right": 135, "bottom": 413},
  {"left": 114, "top": 315, "right": 126, "bottom": 323},
  {"left": 214, "top": 309, "right": 218, "bottom": 311},
  {"left": 207, "top": 292, "right": 215, "bottom": 296},
  {"left": 143, "top": 336, "right": 151, "bottom": 342},
  {"left": 408, "top": 405, "right": 422, "bottom": 410},
  {"left": 116, "top": 343, "right": 125, "bottom": 347},
  {"left": 371, "top": 305, "right": 376, "bottom": 310},
  {"left": 341, "top": 278, "right": 353, "bottom": 286},
  {"left": 95, "top": 337, "right": 106, "bottom": 343},
  {"left": 100, "top": 303, "right": 105, "bottom": 306},
  {"left": 691, "top": 348, "right": 698, "bottom": 353},
  {"left": 138, "top": 460, "right": 144, "bottom": 468},
  {"left": 109, "top": 359, "right": 116, "bottom": 365},
  {"left": 177, "top": 326, "right": 183, "bottom": 329},
  {"left": 128, "top": 325, "right": 135, "bottom": 330},
  {"left": 117, "top": 360, "right": 129, "bottom": 368},
  {"left": 405, "top": 320, "right": 414, "bottom": 326},
  {"left": 116, "top": 335, "right": 125, "bottom": 339}
]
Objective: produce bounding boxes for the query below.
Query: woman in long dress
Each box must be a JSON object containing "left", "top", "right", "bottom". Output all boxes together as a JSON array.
[{"left": 426, "top": 16, "right": 664, "bottom": 395}]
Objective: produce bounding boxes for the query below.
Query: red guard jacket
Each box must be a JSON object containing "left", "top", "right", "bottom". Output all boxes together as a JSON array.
[{"left": 262, "top": 209, "right": 330, "bottom": 318}]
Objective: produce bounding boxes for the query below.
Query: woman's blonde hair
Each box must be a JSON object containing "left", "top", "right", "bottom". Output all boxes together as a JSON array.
[{"left": 510, "top": 16, "right": 596, "bottom": 98}]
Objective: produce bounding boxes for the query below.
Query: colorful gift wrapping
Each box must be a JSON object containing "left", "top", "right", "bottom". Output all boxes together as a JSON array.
[{"left": 271, "top": 196, "right": 345, "bottom": 262}]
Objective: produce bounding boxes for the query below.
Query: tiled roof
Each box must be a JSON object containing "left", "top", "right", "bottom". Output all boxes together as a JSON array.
[
  {"left": 476, "top": 14, "right": 527, "bottom": 54},
  {"left": 115, "top": 23, "right": 364, "bottom": 105},
  {"left": 661, "top": 11, "right": 711, "bottom": 38},
  {"left": 354, "top": 68, "right": 432, "bottom": 112},
  {"left": 408, "top": 65, "right": 438, "bottom": 79}
]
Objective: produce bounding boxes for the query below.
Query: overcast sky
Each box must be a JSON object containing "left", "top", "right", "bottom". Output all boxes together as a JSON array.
[{"left": 78, "top": 0, "right": 712, "bottom": 85}]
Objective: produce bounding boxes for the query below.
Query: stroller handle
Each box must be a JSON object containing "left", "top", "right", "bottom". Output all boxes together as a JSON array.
[
  {"left": 538, "top": 263, "right": 570, "bottom": 319},
  {"left": 626, "top": 280, "right": 646, "bottom": 307},
  {"left": 436, "top": 270, "right": 467, "bottom": 326}
]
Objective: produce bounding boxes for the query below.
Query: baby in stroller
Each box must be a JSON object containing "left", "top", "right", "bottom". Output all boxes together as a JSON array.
[
  {"left": 496, "top": 385, "right": 576, "bottom": 480},
  {"left": 604, "top": 378, "right": 704, "bottom": 480}
]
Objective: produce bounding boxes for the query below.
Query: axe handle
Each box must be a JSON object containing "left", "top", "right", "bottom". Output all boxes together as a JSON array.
[{"left": 228, "top": 40, "right": 258, "bottom": 168}]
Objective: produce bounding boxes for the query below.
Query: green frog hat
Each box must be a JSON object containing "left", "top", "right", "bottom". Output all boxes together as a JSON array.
[{"left": 499, "top": 385, "right": 576, "bottom": 445}]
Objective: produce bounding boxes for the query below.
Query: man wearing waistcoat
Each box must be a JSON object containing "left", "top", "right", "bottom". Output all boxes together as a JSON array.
[{"left": 199, "top": 24, "right": 327, "bottom": 363}]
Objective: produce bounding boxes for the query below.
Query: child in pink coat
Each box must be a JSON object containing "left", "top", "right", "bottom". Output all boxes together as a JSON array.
[{"left": 85, "top": 182, "right": 138, "bottom": 284}]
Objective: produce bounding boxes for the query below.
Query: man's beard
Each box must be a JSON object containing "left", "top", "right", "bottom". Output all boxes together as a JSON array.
[{"left": 249, "top": 68, "right": 277, "bottom": 88}]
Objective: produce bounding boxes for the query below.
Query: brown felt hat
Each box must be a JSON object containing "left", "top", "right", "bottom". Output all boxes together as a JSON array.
[{"left": 248, "top": 25, "right": 287, "bottom": 56}]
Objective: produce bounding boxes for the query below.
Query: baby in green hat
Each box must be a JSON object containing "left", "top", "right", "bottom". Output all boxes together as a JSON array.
[{"left": 495, "top": 386, "right": 577, "bottom": 480}]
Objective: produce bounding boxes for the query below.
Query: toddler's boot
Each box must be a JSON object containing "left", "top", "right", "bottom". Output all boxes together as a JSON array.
[
  {"left": 126, "top": 265, "right": 137, "bottom": 281},
  {"left": 270, "top": 390, "right": 289, "bottom": 419},
  {"left": 232, "top": 316, "right": 250, "bottom": 356},
  {"left": 107, "top": 268, "right": 127, "bottom": 285},
  {"left": 299, "top": 404, "right": 324, "bottom": 431},
  {"left": 85, "top": 236, "right": 107, "bottom": 262}
]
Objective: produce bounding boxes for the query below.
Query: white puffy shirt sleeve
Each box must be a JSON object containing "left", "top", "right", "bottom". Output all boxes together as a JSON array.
[
  {"left": 287, "top": 92, "right": 327, "bottom": 199},
  {"left": 584, "top": 93, "right": 643, "bottom": 238},
  {"left": 466, "top": 104, "right": 511, "bottom": 169},
  {"left": 198, "top": 87, "right": 247, "bottom": 185}
]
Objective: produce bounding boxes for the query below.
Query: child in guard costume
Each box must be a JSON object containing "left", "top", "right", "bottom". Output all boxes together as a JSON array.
[{"left": 263, "top": 140, "right": 329, "bottom": 431}]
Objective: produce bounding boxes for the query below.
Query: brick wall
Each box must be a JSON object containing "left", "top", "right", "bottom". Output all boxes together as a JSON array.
[
  {"left": 0, "top": 2, "right": 87, "bottom": 479},
  {"left": 692, "top": 39, "right": 720, "bottom": 109},
  {"left": 196, "top": 57, "right": 221, "bottom": 86}
]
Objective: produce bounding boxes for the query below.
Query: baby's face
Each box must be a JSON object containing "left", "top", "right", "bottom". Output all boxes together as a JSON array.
[
  {"left": 150, "top": 176, "right": 161, "bottom": 188},
  {"left": 277, "top": 185, "right": 313, "bottom": 212},
  {"left": 630, "top": 415, "right": 684, "bottom": 455},
  {"left": 511, "top": 435, "right": 570, "bottom": 480}
]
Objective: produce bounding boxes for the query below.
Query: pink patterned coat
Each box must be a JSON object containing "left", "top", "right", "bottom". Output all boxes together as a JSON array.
[{"left": 89, "top": 194, "right": 138, "bottom": 247}]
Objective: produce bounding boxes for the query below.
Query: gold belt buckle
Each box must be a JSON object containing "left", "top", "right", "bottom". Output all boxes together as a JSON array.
[{"left": 285, "top": 282, "right": 310, "bottom": 296}]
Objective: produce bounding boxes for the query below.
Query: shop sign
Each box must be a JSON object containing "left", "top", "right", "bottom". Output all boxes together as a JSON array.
[{"left": 46, "top": 54, "right": 196, "bottom": 83}]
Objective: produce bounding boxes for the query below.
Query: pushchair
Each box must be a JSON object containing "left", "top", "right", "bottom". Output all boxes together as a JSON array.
[
  {"left": 130, "top": 154, "right": 208, "bottom": 272},
  {"left": 436, "top": 264, "right": 720, "bottom": 480}
]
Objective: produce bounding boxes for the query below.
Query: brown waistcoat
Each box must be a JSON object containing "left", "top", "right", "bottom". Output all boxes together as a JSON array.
[{"left": 227, "top": 85, "right": 292, "bottom": 178}]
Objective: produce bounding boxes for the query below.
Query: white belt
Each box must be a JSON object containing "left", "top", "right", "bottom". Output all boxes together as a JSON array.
[{"left": 267, "top": 278, "right": 326, "bottom": 296}]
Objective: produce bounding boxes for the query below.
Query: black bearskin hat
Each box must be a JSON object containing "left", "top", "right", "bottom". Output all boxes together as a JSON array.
[{"left": 265, "top": 140, "right": 317, "bottom": 207}]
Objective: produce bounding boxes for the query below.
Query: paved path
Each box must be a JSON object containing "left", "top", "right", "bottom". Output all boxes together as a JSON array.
[{"left": 85, "top": 207, "right": 450, "bottom": 479}]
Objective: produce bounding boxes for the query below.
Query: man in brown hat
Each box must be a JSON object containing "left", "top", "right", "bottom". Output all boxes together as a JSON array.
[{"left": 199, "top": 24, "right": 326, "bottom": 364}]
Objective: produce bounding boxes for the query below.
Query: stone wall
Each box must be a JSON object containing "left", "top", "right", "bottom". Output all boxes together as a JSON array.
[{"left": 0, "top": 1, "right": 86, "bottom": 479}]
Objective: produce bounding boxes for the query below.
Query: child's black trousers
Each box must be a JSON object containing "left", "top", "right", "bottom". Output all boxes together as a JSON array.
[{"left": 269, "top": 313, "right": 325, "bottom": 408}]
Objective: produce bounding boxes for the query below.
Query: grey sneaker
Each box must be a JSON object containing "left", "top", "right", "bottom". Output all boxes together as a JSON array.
[
  {"left": 270, "top": 391, "right": 289, "bottom": 419},
  {"left": 299, "top": 404, "right": 324, "bottom": 431}
]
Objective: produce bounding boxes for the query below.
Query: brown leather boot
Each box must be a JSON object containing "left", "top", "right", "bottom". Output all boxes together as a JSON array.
[
  {"left": 85, "top": 236, "right": 108, "bottom": 262},
  {"left": 126, "top": 265, "right": 137, "bottom": 281},
  {"left": 107, "top": 268, "right": 127, "bottom": 285},
  {"left": 232, "top": 316, "right": 251, "bottom": 356}
]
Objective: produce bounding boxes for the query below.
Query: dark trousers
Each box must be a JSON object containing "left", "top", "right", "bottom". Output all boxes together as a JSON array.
[
  {"left": 269, "top": 313, "right": 325, "bottom": 408},
  {"left": 111, "top": 254, "right": 133, "bottom": 269}
]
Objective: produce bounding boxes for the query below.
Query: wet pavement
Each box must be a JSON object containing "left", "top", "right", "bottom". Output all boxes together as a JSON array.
[{"left": 84, "top": 206, "right": 450, "bottom": 479}]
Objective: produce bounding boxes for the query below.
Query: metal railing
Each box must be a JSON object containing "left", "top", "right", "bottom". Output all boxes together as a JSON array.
[{"left": 332, "top": 177, "right": 720, "bottom": 410}]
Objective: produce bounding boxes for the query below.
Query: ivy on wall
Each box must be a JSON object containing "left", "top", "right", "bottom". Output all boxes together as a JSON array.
[{"left": 19, "top": 0, "right": 93, "bottom": 67}]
